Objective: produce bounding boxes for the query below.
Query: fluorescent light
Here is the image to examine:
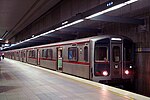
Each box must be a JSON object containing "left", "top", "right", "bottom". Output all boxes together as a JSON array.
[
  {"left": 62, "top": 21, "right": 68, "bottom": 25},
  {"left": 41, "top": 30, "right": 55, "bottom": 36},
  {"left": 0, "top": 38, "right": 3, "bottom": 40},
  {"left": 67, "top": 19, "right": 84, "bottom": 26},
  {"left": 4, "top": 44, "right": 10, "bottom": 47},
  {"left": 55, "top": 19, "right": 84, "bottom": 30},
  {"left": 107, "top": 2, "right": 114, "bottom": 7},
  {"left": 8, "top": 29, "right": 56, "bottom": 48},
  {"left": 55, "top": 25, "right": 69, "bottom": 30},
  {"left": 7, "top": 19, "right": 84, "bottom": 48},
  {"left": 33, "top": 30, "right": 56, "bottom": 39},
  {"left": 111, "top": 38, "right": 122, "bottom": 41},
  {"left": 125, "top": 0, "right": 138, "bottom": 4},
  {"left": 14, "top": 29, "right": 56, "bottom": 45},
  {"left": 85, "top": 0, "right": 138, "bottom": 19}
]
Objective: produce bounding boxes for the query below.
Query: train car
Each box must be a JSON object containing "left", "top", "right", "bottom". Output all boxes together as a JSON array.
[
  {"left": 39, "top": 47, "right": 56, "bottom": 70},
  {"left": 90, "top": 36, "right": 134, "bottom": 83},
  {"left": 15, "top": 51, "right": 20, "bottom": 61},
  {"left": 12, "top": 51, "right": 16, "bottom": 60},
  {"left": 38, "top": 38, "right": 90, "bottom": 79},
  {"left": 20, "top": 50, "right": 27, "bottom": 62},
  {"left": 27, "top": 49, "right": 38, "bottom": 65},
  {"left": 4, "top": 35, "right": 135, "bottom": 84},
  {"left": 4, "top": 51, "right": 10, "bottom": 59}
]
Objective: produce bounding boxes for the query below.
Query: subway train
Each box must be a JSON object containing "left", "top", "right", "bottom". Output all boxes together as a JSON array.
[{"left": 4, "top": 35, "right": 135, "bottom": 84}]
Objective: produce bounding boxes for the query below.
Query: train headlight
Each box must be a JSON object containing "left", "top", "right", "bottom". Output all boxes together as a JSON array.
[
  {"left": 102, "top": 71, "right": 108, "bottom": 76},
  {"left": 125, "top": 70, "right": 129, "bottom": 75},
  {"left": 114, "top": 65, "right": 118, "bottom": 69},
  {"left": 129, "top": 66, "right": 132, "bottom": 68}
]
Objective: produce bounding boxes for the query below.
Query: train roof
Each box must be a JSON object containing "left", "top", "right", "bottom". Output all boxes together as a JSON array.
[{"left": 6, "top": 35, "right": 132, "bottom": 51}]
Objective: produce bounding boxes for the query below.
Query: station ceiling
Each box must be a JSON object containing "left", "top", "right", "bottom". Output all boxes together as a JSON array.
[
  {"left": 0, "top": 0, "right": 61, "bottom": 43},
  {"left": 1, "top": 0, "right": 150, "bottom": 50}
]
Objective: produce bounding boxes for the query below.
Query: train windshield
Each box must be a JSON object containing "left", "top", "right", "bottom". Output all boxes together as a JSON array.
[
  {"left": 112, "top": 46, "right": 120, "bottom": 62},
  {"left": 124, "top": 39, "right": 133, "bottom": 61},
  {"left": 94, "top": 38, "right": 110, "bottom": 76},
  {"left": 95, "top": 47, "right": 108, "bottom": 62},
  {"left": 124, "top": 45, "right": 133, "bottom": 61}
]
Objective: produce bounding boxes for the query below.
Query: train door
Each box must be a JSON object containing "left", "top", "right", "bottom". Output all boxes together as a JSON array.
[
  {"left": 111, "top": 43, "right": 122, "bottom": 78},
  {"left": 24, "top": 50, "right": 26, "bottom": 62},
  {"left": 57, "top": 47, "right": 63, "bottom": 71},
  {"left": 25, "top": 50, "right": 28, "bottom": 63},
  {"left": 21, "top": 51, "right": 23, "bottom": 62},
  {"left": 26, "top": 50, "right": 29, "bottom": 63},
  {"left": 37, "top": 49, "right": 40, "bottom": 65},
  {"left": 22, "top": 51, "right": 25, "bottom": 62},
  {"left": 35, "top": 49, "right": 38, "bottom": 65}
]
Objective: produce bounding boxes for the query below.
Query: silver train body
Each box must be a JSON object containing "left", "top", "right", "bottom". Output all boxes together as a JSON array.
[{"left": 5, "top": 35, "right": 134, "bottom": 83}]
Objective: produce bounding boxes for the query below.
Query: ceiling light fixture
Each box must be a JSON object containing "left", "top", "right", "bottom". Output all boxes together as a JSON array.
[
  {"left": 10, "top": 30, "right": 56, "bottom": 46},
  {"left": 85, "top": 0, "right": 138, "bottom": 19},
  {"left": 111, "top": 38, "right": 122, "bottom": 41},
  {"left": 55, "top": 19, "right": 84, "bottom": 30},
  {"left": 9, "top": 19, "right": 84, "bottom": 47},
  {"left": 62, "top": 21, "right": 68, "bottom": 25}
]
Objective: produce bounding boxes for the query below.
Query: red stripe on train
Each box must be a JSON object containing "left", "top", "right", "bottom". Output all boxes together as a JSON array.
[
  {"left": 63, "top": 60, "right": 90, "bottom": 65},
  {"left": 28, "top": 57, "right": 37, "bottom": 59},
  {"left": 28, "top": 57, "right": 89, "bottom": 65},
  {"left": 39, "top": 58, "right": 56, "bottom": 61}
]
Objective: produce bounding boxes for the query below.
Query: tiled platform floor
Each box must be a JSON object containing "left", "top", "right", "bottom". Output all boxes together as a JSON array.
[{"left": 0, "top": 58, "right": 149, "bottom": 100}]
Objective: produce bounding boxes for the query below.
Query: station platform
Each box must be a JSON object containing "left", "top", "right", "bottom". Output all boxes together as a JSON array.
[{"left": 0, "top": 58, "right": 150, "bottom": 100}]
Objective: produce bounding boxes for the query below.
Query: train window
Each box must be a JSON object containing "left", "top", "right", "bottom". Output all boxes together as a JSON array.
[
  {"left": 29, "top": 51, "right": 31, "bottom": 57},
  {"left": 124, "top": 46, "right": 132, "bottom": 61},
  {"left": 32, "top": 50, "right": 35, "bottom": 58},
  {"left": 47, "top": 49, "right": 53, "bottom": 59},
  {"left": 12, "top": 52, "right": 14, "bottom": 57},
  {"left": 24, "top": 52, "right": 26, "bottom": 57},
  {"left": 113, "top": 46, "right": 120, "bottom": 62},
  {"left": 21, "top": 52, "right": 23, "bottom": 57},
  {"left": 95, "top": 47, "right": 108, "bottom": 62},
  {"left": 21, "top": 51, "right": 25, "bottom": 58},
  {"left": 29, "top": 50, "right": 35, "bottom": 58},
  {"left": 17, "top": 52, "right": 19, "bottom": 57},
  {"left": 30, "top": 51, "right": 32, "bottom": 57},
  {"left": 42, "top": 49, "right": 47, "bottom": 58},
  {"left": 68, "top": 47, "right": 78, "bottom": 61},
  {"left": 84, "top": 46, "right": 88, "bottom": 62},
  {"left": 45, "top": 49, "right": 48, "bottom": 58},
  {"left": 123, "top": 39, "right": 134, "bottom": 62},
  {"left": 42, "top": 50, "right": 44, "bottom": 57}
]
